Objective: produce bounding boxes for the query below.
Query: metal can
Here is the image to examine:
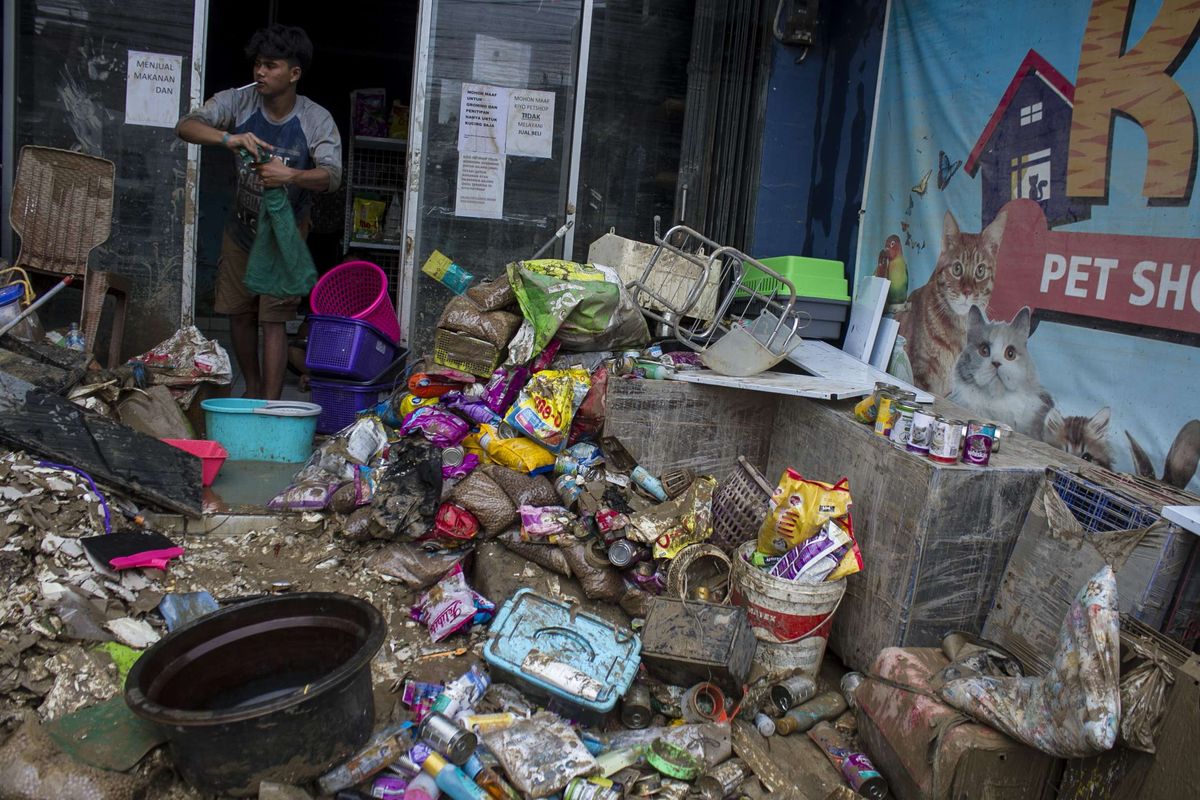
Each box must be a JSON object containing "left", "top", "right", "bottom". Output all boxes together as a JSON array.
[
  {"left": 693, "top": 758, "right": 751, "bottom": 800},
  {"left": 417, "top": 712, "right": 477, "bottom": 766},
  {"left": 840, "top": 671, "right": 865, "bottom": 709},
  {"left": 872, "top": 391, "right": 897, "bottom": 437},
  {"left": 608, "top": 538, "right": 649, "bottom": 569},
  {"left": 888, "top": 399, "right": 918, "bottom": 446},
  {"left": 962, "top": 420, "right": 997, "bottom": 466},
  {"left": 564, "top": 777, "right": 622, "bottom": 800},
  {"left": 441, "top": 445, "right": 465, "bottom": 468},
  {"left": 769, "top": 674, "right": 818, "bottom": 715},
  {"left": 620, "top": 682, "right": 653, "bottom": 729},
  {"left": 906, "top": 407, "right": 937, "bottom": 453},
  {"left": 928, "top": 417, "right": 965, "bottom": 463},
  {"left": 853, "top": 381, "right": 900, "bottom": 424},
  {"left": 992, "top": 422, "right": 1013, "bottom": 454}
]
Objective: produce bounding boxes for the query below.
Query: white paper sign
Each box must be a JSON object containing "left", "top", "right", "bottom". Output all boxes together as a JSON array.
[
  {"left": 455, "top": 152, "right": 505, "bottom": 219},
  {"left": 458, "top": 83, "right": 508, "bottom": 154},
  {"left": 473, "top": 34, "right": 532, "bottom": 87},
  {"left": 506, "top": 89, "right": 555, "bottom": 159},
  {"left": 125, "top": 50, "right": 183, "bottom": 128}
]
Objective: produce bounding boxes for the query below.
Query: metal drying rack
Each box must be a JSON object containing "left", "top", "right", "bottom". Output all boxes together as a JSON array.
[{"left": 626, "top": 218, "right": 807, "bottom": 376}]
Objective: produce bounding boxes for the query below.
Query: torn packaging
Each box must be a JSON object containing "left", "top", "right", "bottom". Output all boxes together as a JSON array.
[{"left": 370, "top": 438, "right": 442, "bottom": 540}]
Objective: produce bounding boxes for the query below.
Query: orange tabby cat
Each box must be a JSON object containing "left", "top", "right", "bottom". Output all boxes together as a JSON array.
[{"left": 897, "top": 209, "right": 1007, "bottom": 396}]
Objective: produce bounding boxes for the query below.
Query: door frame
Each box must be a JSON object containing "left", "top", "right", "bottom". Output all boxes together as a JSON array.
[{"left": 181, "top": 0, "right": 211, "bottom": 327}]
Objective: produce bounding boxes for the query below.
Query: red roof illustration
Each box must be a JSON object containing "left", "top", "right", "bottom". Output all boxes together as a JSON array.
[{"left": 964, "top": 49, "right": 1076, "bottom": 176}]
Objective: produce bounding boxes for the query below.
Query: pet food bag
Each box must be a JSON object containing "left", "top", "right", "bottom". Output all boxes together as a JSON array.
[
  {"left": 756, "top": 469, "right": 852, "bottom": 556},
  {"left": 504, "top": 369, "right": 591, "bottom": 454}
]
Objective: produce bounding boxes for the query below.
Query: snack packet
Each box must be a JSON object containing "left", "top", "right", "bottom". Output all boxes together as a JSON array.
[
  {"left": 477, "top": 423, "right": 556, "bottom": 475},
  {"left": 412, "top": 564, "right": 495, "bottom": 642},
  {"left": 756, "top": 469, "right": 852, "bottom": 556},
  {"left": 518, "top": 505, "right": 574, "bottom": 541},
  {"left": 769, "top": 518, "right": 852, "bottom": 581},
  {"left": 400, "top": 406, "right": 471, "bottom": 448}
]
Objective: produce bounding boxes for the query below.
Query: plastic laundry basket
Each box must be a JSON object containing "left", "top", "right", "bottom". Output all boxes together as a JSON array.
[{"left": 310, "top": 261, "right": 401, "bottom": 343}]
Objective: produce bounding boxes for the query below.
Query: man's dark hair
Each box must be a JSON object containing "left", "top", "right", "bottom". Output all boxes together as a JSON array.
[{"left": 245, "top": 24, "right": 313, "bottom": 74}]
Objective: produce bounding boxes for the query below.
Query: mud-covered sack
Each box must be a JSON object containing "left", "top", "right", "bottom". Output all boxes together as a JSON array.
[
  {"left": 466, "top": 275, "right": 516, "bottom": 311},
  {"left": 438, "top": 294, "right": 523, "bottom": 349},
  {"left": 941, "top": 566, "right": 1120, "bottom": 758},
  {"left": 369, "top": 542, "right": 465, "bottom": 589},
  {"left": 559, "top": 541, "right": 627, "bottom": 603},
  {"left": 450, "top": 470, "right": 519, "bottom": 536},
  {"left": 485, "top": 464, "right": 561, "bottom": 507},
  {"left": 499, "top": 531, "right": 573, "bottom": 576},
  {"left": 371, "top": 438, "right": 443, "bottom": 540}
]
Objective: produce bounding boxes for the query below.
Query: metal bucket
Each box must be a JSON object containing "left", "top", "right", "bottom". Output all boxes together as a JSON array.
[{"left": 730, "top": 542, "right": 845, "bottom": 681}]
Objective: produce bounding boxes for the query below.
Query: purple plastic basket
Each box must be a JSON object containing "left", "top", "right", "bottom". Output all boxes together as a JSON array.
[
  {"left": 305, "top": 314, "right": 398, "bottom": 381},
  {"left": 309, "top": 349, "right": 408, "bottom": 434}
]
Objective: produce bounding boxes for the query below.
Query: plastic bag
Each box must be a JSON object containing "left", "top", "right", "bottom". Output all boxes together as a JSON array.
[
  {"left": 485, "top": 464, "right": 561, "bottom": 507},
  {"left": 482, "top": 366, "right": 531, "bottom": 414},
  {"left": 505, "top": 369, "right": 591, "bottom": 454},
  {"left": 625, "top": 477, "right": 717, "bottom": 559},
  {"left": 466, "top": 275, "right": 516, "bottom": 311},
  {"left": 519, "top": 505, "right": 573, "bottom": 541},
  {"left": 450, "top": 470, "right": 519, "bottom": 535},
  {"left": 412, "top": 564, "right": 495, "bottom": 642},
  {"left": 432, "top": 502, "right": 480, "bottom": 543},
  {"left": 1118, "top": 636, "right": 1174, "bottom": 753},
  {"left": 756, "top": 469, "right": 852, "bottom": 556},
  {"left": 438, "top": 295, "right": 523, "bottom": 349},
  {"left": 941, "top": 566, "right": 1120, "bottom": 758},
  {"left": 371, "top": 438, "right": 443, "bottom": 540},
  {"left": 499, "top": 531, "right": 573, "bottom": 576},
  {"left": 568, "top": 364, "right": 608, "bottom": 445},
  {"left": 482, "top": 712, "right": 599, "bottom": 798}
]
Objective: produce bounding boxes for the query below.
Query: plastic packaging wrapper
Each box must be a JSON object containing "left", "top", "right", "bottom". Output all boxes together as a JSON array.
[
  {"left": 518, "top": 505, "right": 573, "bottom": 540},
  {"left": 477, "top": 423, "right": 556, "bottom": 475},
  {"left": 441, "top": 392, "right": 502, "bottom": 425},
  {"left": 499, "top": 531, "right": 573, "bottom": 576},
  {"left": 599, "top": 723, "right": 732, "bottom": 770},
  {"left": 399, "top": 392, "right": 439, "bottom": 418},
  {"left": 400, "top": 406, "right": 470, "bottom": 448},
  {"left": 134, "top": 325, "right": 232, "bottom": 408},
  {"left": 466, "top": 275, "right": 516, "bottom": 311},
  {"left": 369, "top": 543, "right": 465, "bottom": 589},
  {"left": 437, "top": 294, "right": 523, "bottom": 349},
  {"left": 442, "top": 453, "right": 480, "bottom": 480},
  {"left": 482, "top": 711, "right": 599, "bottom": 797},
  {"left": 769, "top": 518, "right": 852, "bottom": 581},
  {"left": 449, "top": 470, "right": 518, "bottom": 535},
  {"left": 568, "top": 365, "right": 608, "bottom": 445},
  {"left": 412, "top": 563, "right": 495, "bottom": 642},
  {"left": 624, "top": 476, "right": 717, "bottom": 559},
  {"left": 482, "top": 366, "right": 531, "bottom": 414},
  {"left": 941, "top": 566, "right": 1120, "bottom": 758},
  {"left": 554, "top": 442, "right": 603, "bottom": 475},
  {"left": 352, "top": 196, "right": 386, "bottom": 241},
  {"left": 505, "top": 368, "right": 591, "bottom": 453},
  {"left": 371, "top": 438, "right": 444, "bottom": 541},
  {"left": 756, "top": 469, "right": 853, "bottom": 557},
  {"left": 421, "top": 249, "right": 473, "bottom": 295},
  {"left": 329, "top": 467, "right": 378, "bottom": 513},
  {"left": 559, "top": 541, "right": 627, "bottom": 603},
  {"left": 431, "top": 502, "right": 480, "bottom": 543}
]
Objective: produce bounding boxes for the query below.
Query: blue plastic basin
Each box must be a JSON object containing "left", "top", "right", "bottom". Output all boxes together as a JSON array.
[{"left": 200, "top": 399, "right": 321, "bottom": 463}]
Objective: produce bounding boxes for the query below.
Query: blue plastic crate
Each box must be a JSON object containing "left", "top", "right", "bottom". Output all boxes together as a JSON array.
[
  {"left": 305, "top": 314, "right": 398, "bottom": 381},
  {"left": 483, "top": 589, "right": 641, "bottom": 726}
]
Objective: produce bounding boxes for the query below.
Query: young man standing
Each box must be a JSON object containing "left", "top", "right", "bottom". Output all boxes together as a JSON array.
[{"left": 176, "top": 24, "right": 341, "bottom": 399}]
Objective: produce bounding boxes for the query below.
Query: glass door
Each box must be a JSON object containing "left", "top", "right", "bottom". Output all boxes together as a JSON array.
[{"left": 402, "top": 0, "right": 588, "bottom": 352}]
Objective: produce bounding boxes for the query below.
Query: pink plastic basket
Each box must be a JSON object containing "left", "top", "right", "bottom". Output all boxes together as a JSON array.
[
  {"left": 161, "top": 439, "right": 228, "bottom": 487},
  {"left": 310, "top": 261, "right": 402, "bottom": 343}
]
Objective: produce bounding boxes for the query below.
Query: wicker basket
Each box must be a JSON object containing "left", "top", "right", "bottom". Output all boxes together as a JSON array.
[
  {"left": 710, "top": 455, "right": 774, "bottom": 555},
  {"left": 433, "top": 328, "right": 502, "bottom": 377}
]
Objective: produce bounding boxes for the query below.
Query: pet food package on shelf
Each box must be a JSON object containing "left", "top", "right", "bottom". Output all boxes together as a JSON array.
[{"left": 352, "top": 88, "right": 388, "bottom": 136}]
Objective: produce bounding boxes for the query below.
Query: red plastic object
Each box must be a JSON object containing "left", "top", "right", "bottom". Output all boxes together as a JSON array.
[
  {"left": 310, "top": 260, "right": 402, "bottom": 343},
  {"left": 162, "top": 439, "right": 228, "bottom": 487}
]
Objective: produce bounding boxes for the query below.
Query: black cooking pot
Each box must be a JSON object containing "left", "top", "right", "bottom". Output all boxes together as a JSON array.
[{"left": 125, "top": 592, "right": 385, "bottom": 796}]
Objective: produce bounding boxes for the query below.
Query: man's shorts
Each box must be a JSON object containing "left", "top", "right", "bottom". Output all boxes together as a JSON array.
[{"left": 214, "top": 232, "right": 301, "bottom": 322}]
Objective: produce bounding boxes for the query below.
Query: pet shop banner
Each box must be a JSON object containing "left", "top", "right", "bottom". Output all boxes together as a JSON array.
[{"left": 857, "top": 0, "right": 1200, "bottom": 490}]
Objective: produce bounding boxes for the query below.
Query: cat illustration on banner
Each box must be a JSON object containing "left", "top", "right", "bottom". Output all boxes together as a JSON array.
[
  {"left": 1045, "top": 407, "right": 1114, "bottom": 469},
  {"left": 896, "top": 209, "right": 1007, "bottom": 396},
  {"left": 947, "top": 305, "right": 1054, "bottom": 439}
]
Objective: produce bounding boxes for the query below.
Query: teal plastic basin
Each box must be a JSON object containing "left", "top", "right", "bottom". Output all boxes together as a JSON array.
[{"left": 200, "top": 399, "right": 321, "bottom": 463}]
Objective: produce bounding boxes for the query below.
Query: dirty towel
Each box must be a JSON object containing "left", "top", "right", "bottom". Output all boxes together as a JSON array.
[{"left": 243, "top": 185, "right": 317, "bottom": 297}]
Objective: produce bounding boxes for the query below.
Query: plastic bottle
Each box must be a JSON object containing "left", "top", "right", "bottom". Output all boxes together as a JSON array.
[
  {"left": 753, "top": 712, "right": 776, "bottom": 737},
  {"left": 775, "top": 691, "right": 848, "bottom": 735},
  {"left": 463, "top": 752, "right": 521, "bottom": 800},
  {"left": 422, "top": 751, "right": 489, "bottom": 800},
  {"left": 318, "top": 733, "right": 409, "bottom": 794},
  {"left": 65, "top": 322, "right": 85, "bottom": 351},
  {"left": 403, "top": 772, "right": 442, "bottom": 800}
]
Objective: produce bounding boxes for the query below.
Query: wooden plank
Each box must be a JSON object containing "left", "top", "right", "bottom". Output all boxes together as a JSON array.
[
  {"left": 732, "top": 719, "right": 841, "bottom": 800},
  {"left": 0, "top": 382, "right": 202, "bottom": 517}
]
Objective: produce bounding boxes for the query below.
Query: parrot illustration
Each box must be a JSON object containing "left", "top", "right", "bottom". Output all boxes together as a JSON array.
[{"left": 881, "top": 234, "right": 907, "bottom": 305}]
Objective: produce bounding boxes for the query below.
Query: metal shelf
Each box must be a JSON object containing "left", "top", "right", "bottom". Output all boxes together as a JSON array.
[
  {"left": 355, "top": 135, "right": 407, "bottom": 151},
  {"left": 347, "top": 240, "right": 403, "bottom": 251}
]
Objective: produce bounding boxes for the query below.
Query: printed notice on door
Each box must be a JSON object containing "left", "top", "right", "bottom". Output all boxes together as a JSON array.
[
  {"left": 506, "top": 89, "right": 554, "bottom": 159},
  {"left": 456, "top": 153, "right": 505, "bottom": 219},
  {"left": 125, "top": 50, "right": 183, "bottom": 128},
  {"left": 458, "top": 83, "right": 508, "bottom": 154}
]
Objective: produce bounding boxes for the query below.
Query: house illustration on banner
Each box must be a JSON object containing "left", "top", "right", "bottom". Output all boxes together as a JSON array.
[{"left": 966, "top": 49, "right": 1093, "bottom": 229}]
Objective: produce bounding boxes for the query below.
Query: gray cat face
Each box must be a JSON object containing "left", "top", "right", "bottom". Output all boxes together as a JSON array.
[{"left": 956, "top": 306, "right": 1035, "bottom": 391}]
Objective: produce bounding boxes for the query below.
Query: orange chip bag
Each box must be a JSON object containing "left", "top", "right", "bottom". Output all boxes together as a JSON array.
[{"left": 756, "top": 469, "right": 852, "bottom": 556}]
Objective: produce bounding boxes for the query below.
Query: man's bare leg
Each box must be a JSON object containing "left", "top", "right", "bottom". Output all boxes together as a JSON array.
[{"left": 230, "top": 312, "right": 262, "bottom": 398}]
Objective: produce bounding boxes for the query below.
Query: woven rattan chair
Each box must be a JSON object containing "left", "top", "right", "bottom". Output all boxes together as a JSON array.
[{"left": 9, "top": 145, "right": 128, "bottom": 366}]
